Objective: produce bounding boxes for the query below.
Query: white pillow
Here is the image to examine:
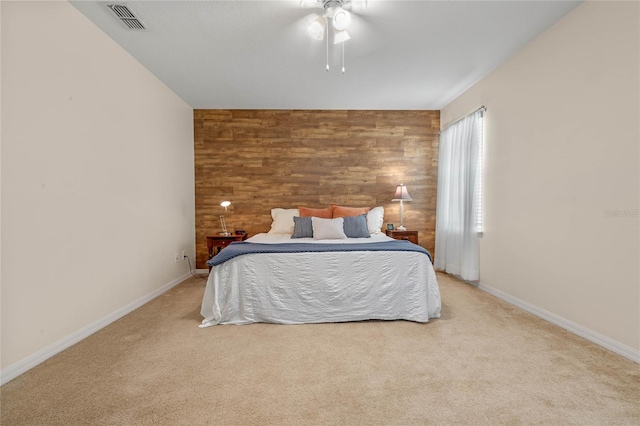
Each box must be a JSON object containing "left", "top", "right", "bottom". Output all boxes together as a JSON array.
[
  {"left": 366, "top": 206, "right": 384, "bottom": 234},
  {"left": 268, "top": 208, "right": 299, "bottom": 234},
  {"left": 312, "top": 217, "right": 347, "bottom": 240}
]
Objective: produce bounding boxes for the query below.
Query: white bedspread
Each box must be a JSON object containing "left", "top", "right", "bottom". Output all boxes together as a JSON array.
[{"left": 200, "top": 233, "right": 441, "bottom": 326}]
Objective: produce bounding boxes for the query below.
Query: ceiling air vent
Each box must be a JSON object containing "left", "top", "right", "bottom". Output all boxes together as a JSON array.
[{"left": 107, "top": 4, "right": 148, "bottom": 31}]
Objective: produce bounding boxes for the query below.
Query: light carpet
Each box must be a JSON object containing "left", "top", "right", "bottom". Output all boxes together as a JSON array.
[{"left": 1, "top": 273, "right": 638, "bottom": 425}]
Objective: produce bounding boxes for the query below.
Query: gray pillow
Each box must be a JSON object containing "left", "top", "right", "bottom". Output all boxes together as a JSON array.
[
  {"left": 343, "top": 214, "right": 371, "bottom": 238},
  {"left": 291, "top": 216, "right": 313, "bottom": 238}
]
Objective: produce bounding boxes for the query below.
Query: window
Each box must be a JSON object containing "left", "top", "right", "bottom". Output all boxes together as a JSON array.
[
  {"left": 434, "top": 107, "right": 484, "bottom": 281},
  {"left": 474, "top": 112, "right": 484, "bottom": 235}
]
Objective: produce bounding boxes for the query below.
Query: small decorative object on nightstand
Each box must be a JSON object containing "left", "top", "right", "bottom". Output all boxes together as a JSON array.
[{"left": 385, "top": 229, "right": 418, "bottom": 245}]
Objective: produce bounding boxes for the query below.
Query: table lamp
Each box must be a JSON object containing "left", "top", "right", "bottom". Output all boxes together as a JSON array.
[
  {"left": 219, "top": 201, "right": 231, "bottom": 236},
  {"left": 392, "top": 184, "right": 412, "bottom": 231}
]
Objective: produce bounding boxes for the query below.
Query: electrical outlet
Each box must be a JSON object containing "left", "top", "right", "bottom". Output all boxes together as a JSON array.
[
  {"left": 182, "top": 250, "right": 186, "bottom": 260},
  {"left": 174, "top": 252, "right": 179, "bottom": 263}
]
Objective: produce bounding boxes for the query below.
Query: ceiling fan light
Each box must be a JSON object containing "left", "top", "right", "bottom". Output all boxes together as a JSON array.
[
  {"left": 332, "top": 8, "right": 351, "bottom": 31},
  {"left": 334, "top": 30, "right": 350, "bottom": 44},
  {"left": 308, "top": 15, "right": 327, "bottom": 40}
]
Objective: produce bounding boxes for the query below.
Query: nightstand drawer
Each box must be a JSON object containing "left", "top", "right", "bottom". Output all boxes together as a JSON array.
[
  {"left": 212, "top": 239, "right": 234, "bottom": 249},
  {"left": 385, "top": 230, "right": 418, "bottom": 245}
]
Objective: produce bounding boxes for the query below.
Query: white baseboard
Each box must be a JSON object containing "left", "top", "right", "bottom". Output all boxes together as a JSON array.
[
  {"left": 196, "top": 268, "right": 209, "bottom": 276},
  {"left": 478, "top": 282, "right": 640, "bottom": 364},
  {"left": 0, "top": 272, "right": 190, "bottom": 386}
]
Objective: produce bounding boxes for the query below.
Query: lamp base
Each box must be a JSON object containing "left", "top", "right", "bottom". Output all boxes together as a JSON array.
[
  {"left": 396, "top": 225, "right": 407, "bottom": 231},
  {"left": 218, "top": 232, "right": 232, "bottom": 236}
]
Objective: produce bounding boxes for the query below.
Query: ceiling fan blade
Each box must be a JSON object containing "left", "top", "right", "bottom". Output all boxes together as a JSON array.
[
  {"left": 350, "top": 0, "right": 368, "bottom": 15},
  {"left": 299, "top": 0, "right": 323, "bottom": 10}
]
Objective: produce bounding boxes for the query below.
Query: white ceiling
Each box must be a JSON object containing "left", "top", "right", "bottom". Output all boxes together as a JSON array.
[{"left": 70, "top": 0, "right": 582, "bottom": 110}]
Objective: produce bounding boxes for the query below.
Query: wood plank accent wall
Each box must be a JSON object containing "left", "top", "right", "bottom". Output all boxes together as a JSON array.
[{"left": 194, "top": 110, "right": 440, "bottom": 269}]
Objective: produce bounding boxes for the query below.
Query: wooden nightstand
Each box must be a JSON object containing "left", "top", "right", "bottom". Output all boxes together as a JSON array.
[
  {"left": 385, "top": 229, "right": 419, "bottom": 245},
  {"left": 207, "top": 234, "right": 248, "bottom": 260}
]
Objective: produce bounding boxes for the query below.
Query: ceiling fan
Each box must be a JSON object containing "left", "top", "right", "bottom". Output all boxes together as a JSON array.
[{"left": 304, "top": 0, "right": 365, "bottom": 73}]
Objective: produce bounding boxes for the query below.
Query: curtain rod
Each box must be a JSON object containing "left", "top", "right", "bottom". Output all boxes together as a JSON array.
[{"left": 440, "top": 105, "right": 486, "bottom": 133}]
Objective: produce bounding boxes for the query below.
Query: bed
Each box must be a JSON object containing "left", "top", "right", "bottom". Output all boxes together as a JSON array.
[{"left": 199, "top": 207, "right": 441, "bottom": 327}]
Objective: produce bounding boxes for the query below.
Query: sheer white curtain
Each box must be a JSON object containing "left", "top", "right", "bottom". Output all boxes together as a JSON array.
[{"left": 434, "top": 110, "right": 483, "bottom": 281}]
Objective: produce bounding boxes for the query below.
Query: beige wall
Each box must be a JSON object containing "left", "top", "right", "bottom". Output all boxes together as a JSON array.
[
  {"left": 1, "top": 1, "right": 195, "bottom": 371},
  {"left": 442, "top": 1, "right": 639, "bottom": 353}
]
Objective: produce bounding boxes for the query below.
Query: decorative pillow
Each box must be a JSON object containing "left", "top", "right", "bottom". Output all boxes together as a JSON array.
[
  {"left": 332, "top": 204, "right": 371, "bottom": 218},
  {"left": 343, "top": 214, "right": 371, "bottom": 238},
  {"left": 366, "top": 206, "right": 384, "bottom": 234},
  {"left": 268, "top": 208, "right": 299, "bottom": 234},
  {"left": 291, "top": 216, "right": 313, "bottom": 238},
  {"left": 312, "top": 217, "right": 347, "bottom": 240},
  {"left": 299, "top": 206, "right": 333, "bottom": 218}
]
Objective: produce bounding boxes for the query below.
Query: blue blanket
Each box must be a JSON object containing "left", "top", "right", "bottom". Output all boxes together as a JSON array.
[{"left": 207, "top": 240, "right": 432, "bottom": 266}]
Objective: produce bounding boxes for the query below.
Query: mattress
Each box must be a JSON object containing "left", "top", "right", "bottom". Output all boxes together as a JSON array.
[{"left": 200, "top": 233, "right": 441, "bottom": 326}]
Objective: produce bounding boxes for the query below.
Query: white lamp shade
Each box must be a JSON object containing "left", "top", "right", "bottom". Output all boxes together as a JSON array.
[
  {"left": 308, "top": 15, "right": 327, "bottom": 40},
  {"left": 334, "top": 30, "right": 350, "bottom": 44},
  {"left": 392, "top": 184, "right": 412, "bottom": 201}
]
